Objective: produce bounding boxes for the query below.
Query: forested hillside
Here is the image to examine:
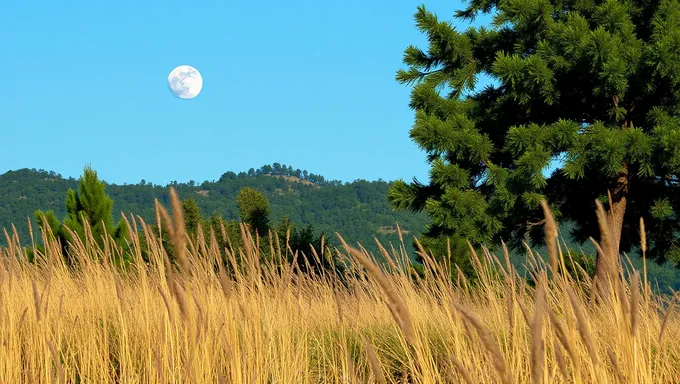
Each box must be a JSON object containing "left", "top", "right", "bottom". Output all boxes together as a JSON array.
[{"left": 0, "top": 164, "right": 428, "bottom": 255}]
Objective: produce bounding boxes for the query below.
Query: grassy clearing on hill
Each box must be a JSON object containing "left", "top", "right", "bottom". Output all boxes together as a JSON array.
[{"left": 0, "top": 189, "right": 678, "bottom": 383}]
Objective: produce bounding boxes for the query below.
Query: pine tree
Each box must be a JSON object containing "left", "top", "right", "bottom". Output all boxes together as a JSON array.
[
  {"left": 35, "top": 166, "right": 129, "bottom": 263},
  {"left": 181, "top": 198, "right": 202, "bottom": 238},
  {"left": 389, "top": 1, "right": 680, "bottom": 288},
  {"left": 275, "top": 216, "right": 334, "bottom": 275}
]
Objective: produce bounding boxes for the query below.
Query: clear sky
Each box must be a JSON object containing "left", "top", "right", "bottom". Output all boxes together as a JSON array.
[{"left": 4, "top": 0, "right": 493, "bottom": 186}]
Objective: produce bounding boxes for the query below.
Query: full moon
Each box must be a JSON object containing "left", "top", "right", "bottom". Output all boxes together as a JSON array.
[{"left": 168, "top": 65, "right": 203, "bottom": 99}]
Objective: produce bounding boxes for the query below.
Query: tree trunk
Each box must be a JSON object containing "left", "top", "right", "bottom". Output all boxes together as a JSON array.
[{"left": 593, "top": 165, "right": 628, "bottom": 298}]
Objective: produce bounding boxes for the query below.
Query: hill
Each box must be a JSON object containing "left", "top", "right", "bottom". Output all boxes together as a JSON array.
[{"left": 0, "top": 165, "right": 429, "bottom": 256}]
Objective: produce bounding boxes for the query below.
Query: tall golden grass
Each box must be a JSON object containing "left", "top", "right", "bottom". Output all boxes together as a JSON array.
[{"left": 0, "top": 188, "right": 677, "bottom": 383}]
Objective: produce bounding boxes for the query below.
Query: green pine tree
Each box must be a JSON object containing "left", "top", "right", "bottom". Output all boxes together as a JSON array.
[
  {"left": 181, "top": 198, "right": 202, "bottom": 238},
  {"left": 35, "top": 166, "right": 129, "bottom": 263},
  {"left": 275, "top": 216, "right": 331, "bottom": 274},
  {"left": 390, "top": 1, "right": 680, "bottom": 288}
]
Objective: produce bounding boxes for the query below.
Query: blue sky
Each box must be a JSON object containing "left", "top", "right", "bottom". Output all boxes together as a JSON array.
[{"left": 4, "top": 0, "right": 494, "bottom": 186}]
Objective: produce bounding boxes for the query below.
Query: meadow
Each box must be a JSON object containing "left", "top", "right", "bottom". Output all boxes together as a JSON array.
[{"left": 0, "top": 189, "right": 678, "bottom": 383}]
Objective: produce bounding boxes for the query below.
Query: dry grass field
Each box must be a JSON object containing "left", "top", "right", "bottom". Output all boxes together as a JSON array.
[{"left": 0, "top": 189, "right": 678, "bottom": 383}]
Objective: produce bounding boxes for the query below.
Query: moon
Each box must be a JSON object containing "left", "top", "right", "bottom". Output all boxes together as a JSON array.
[{"left": 168, "top": 65, "right": 203, "bottom": 99}]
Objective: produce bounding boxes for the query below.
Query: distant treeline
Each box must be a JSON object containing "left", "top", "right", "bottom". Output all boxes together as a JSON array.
[{"left": 0, "top": 164, "right": 428, "bottom": 258}]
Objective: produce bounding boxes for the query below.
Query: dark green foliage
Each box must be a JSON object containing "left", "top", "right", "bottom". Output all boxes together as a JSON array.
[
  {"left": 390, "top": 1, "right": 680, "bottom": 276},
  {"left": 182, "top": 198, "right": 202, "bottom": 238},
  {"left": 149, "top": 193, "right": 337, "bottom": 276},
  {"left": 413, "top": 235, "right": 478, "bottom": 280},
  {"left": 527, "top": 248, "right": 596, "bottom": 288},
  {"left": 34, "top": 166, "right": 129, "bottom": 264},
  {"left": 144, "top": 198, "right": 245, "bottom": 268},
  {"left": 275, "top": 216, "right": 335, "bottom": 275},
  {"left": 563, "top": 250, "right": 597, "bottom": 283},
  {"left": 0, "top": 165, "right": 428, "bottom": 260},
  {"left": 236, "top": 187, "right": 271, "bottom": 236}
]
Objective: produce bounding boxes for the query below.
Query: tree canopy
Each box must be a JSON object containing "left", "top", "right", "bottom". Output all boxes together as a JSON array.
[
  {"left": 237, "top": 187, "right": 271, "bottom": 236},
  {"left": 389, "top": 0, "right": 680, "bottom": 284}
]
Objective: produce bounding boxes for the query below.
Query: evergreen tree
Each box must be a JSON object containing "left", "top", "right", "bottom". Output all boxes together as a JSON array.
[
  {"left": 35, "top": 166, "right": 128, "bottom": 262},
  {"left": 273, "top": 163, "right": 282, "bottom": 175},
  {"left": 389, "top": 1, "right": 680, "bottom": 287},
  {"left": 181, "top": 198, "right": 202, "bottom": 238},
  {"left": 206, "top": 213, "right": 242, "bottom": 251},
  {"left": 220, "top": 171, "right": 237, "bottom": 181},
  {"left": 236, "top": 187, "right": 271, "bottom": 236},
  {"left": 275, "top": 216, "right": 332, "bottom": 275}
]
